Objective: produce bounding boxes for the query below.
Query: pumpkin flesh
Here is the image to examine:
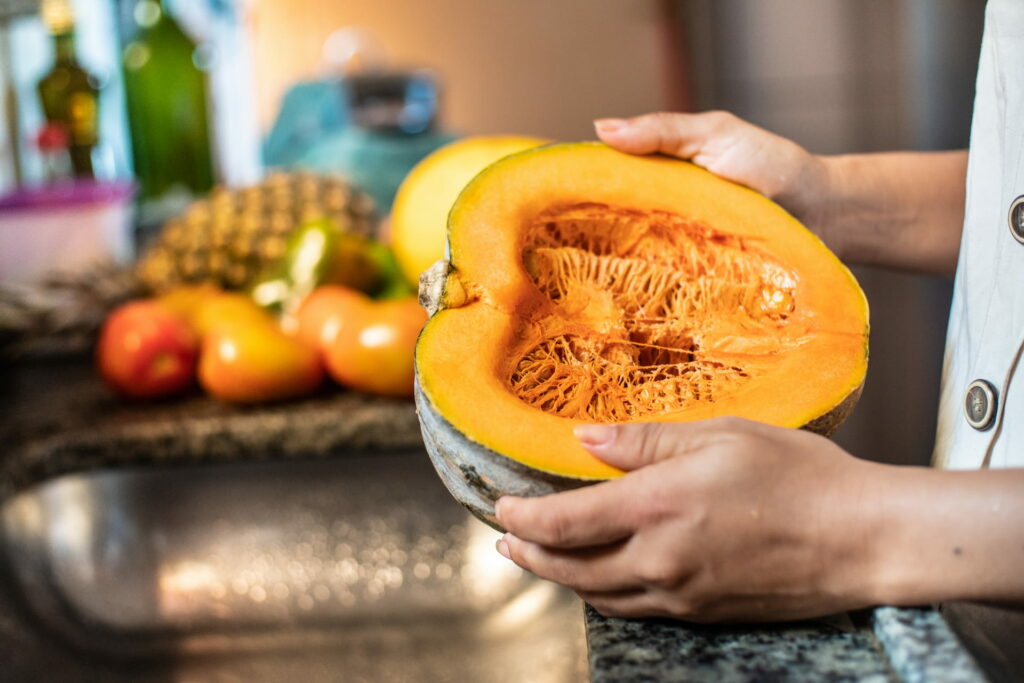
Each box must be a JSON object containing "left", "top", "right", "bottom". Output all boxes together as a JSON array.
[{"left": 416, "top": 143, "right": 868, "bottom": 481}]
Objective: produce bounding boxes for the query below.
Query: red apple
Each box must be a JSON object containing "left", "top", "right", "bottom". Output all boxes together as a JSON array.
[{"left": 97, "top": 300, "right": 198, "bottom": 398}]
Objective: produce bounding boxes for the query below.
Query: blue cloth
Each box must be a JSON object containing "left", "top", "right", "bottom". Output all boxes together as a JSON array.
[
  {"left": 298, "top": 127, "right": 456, "bottom": 213},
  {"left": 263, "top": 79, "right": 351, "bottom": 167}
]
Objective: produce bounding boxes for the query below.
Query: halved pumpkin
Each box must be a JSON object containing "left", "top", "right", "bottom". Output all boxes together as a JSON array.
[{"left": 414, "top": 142, "right": 868, "bottom": 527}]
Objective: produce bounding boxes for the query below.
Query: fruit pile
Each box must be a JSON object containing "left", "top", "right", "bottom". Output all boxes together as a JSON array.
[
  {"left": 98, "top": 139, "right": 542, "bottom": 403},
  {"left": 102, "top": 170, "right": 420, "bottom": 402},
  {"left": 97, "top": 285, "right": 425, "bottom": 402}
]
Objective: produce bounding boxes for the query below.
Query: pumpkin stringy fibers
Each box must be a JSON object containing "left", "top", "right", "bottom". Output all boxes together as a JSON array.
[{"left": 509, "top": 203, "right": 803, "bottom": 421}]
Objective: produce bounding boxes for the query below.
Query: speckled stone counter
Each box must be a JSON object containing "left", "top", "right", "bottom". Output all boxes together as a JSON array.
[
  {"left": 585, "top": 604, "right": 987, "bottom": 682},
  {"left": 0, "top": 357, "right": 423, "bottom": 500}
]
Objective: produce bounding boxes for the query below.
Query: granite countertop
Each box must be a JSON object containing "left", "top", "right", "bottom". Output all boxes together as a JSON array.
[
  {"left": 0, "top": 357, "right": 990, "bottom": 682},
  {"left": 585, "top": 599, "right": 987, "bottom": 681},
  {"left": 0, "top": 356, "right": 424, "bottom": 499}
]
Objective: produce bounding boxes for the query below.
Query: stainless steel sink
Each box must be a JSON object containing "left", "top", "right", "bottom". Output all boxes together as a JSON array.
[{"left": 0, "top": 450, "right": 588, "bottom": 682}]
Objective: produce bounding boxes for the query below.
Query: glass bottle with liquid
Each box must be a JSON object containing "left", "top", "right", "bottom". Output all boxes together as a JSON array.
[
  {"left": 36, "top": 0, "right": 100, "bottom": 178},
  {"left": 121, "top": 0, "right": 214, "bottom": 201}
]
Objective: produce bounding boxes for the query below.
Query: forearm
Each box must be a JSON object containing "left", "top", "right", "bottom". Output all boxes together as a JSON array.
[
  {"left": 811, "top": 151, "right": 967, "bottom": 277},
  {"left": 866, "top": 465, "right": 1024, "bottom": 605}
]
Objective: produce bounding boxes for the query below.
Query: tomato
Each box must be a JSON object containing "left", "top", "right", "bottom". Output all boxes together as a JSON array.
[
  {"left": 325, "top": 296, "right": 427, "bottom": 397},
  {"left": 97, "top": 300, "right": 198, "bottom": 398},
  {"left": 293, "top": 285, "right": 371, "bottom": 351},
  {"left": 198, "top": 317, "right": 324, "bottom": 403}
]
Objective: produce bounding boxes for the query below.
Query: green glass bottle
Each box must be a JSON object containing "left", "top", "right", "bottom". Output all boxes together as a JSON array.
[
  {"left": 121, "top": 0, "right": 214, "bottom": 200},
  {"left": 36, "top": 0, "right": 100, "bottom": 178}
]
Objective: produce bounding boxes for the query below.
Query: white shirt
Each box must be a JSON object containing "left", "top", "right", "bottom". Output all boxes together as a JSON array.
[{"left": 933, "top": 0, "right": 1024, "bottom": 471}]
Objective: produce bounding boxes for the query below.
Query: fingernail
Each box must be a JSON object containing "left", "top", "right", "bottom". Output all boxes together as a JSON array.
[
  {"left": 574, "top": 424, "right": 617, "bottom": 447},
  {"left": 495, "top": 534, "right": 511, "bottom": 559},
  {"left": 594, "top": 118, "right": 627, "bottom": 134}
]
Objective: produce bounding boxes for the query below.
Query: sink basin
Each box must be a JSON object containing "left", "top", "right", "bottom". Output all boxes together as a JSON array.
[{"left": 0, "top": 450, "right": 588, "bottom": 682}]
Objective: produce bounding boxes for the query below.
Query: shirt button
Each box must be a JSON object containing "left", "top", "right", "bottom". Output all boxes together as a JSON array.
[
  {"left": 964, "top": 379, "right": 997, "bottom": 431},
  {"left": 1009, "top": 195, "right": 1024, "bottom": 244}
]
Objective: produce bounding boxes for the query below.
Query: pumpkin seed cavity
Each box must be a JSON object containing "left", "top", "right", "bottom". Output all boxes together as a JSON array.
[{"left": 511, "top": 203, "right": 800, "bottom": 421}]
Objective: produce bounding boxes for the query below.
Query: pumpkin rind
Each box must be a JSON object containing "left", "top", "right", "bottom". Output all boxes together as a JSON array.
[
  {"left": 415, "top": 142, "right": 868, "bottom": 526},
  {"left": 415, "top": 379, "right": 589, "bottom": 530}
]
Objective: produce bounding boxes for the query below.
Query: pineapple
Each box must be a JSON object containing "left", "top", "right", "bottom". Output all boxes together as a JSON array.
[{"left": 136, "top": 172, "right": 378, "bottom": 293}]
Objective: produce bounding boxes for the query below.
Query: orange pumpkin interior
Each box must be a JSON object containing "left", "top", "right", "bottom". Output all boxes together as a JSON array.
[{"left": 416, "top": 143, "right": 868, "bottom": 480}]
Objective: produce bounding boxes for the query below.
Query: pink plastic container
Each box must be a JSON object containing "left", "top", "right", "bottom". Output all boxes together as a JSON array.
[{"left": 0, "top": 181, "right": 135, "bottom": 284}]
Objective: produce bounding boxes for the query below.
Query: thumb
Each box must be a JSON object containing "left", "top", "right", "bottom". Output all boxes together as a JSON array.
[
  {"left": 574, "top": 422, "right": 682, "bottom": 471},
  {"left": 594, "top": 112, "right": 731, "bottom": 159}
]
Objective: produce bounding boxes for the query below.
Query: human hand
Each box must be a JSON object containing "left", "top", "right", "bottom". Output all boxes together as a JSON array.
[
  {"left": 494, "top": 418, "right": 887, "bottom": 622},
  {"left": 595, "top": 112, "right": 969, "bottom": 276},
  {"left": 595, "top": 112, "right": 846, "bottom": 259}
]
